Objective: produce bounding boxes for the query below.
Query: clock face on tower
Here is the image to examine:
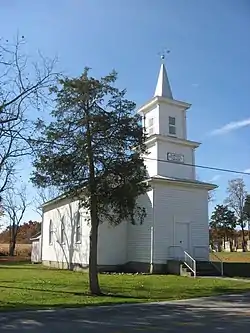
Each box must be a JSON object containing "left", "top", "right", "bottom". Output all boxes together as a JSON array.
[{"left": 167, "top": 152, "right": 184, "bottom": 164}]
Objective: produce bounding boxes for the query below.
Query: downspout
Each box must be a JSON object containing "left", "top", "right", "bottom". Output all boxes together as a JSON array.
[
  {"left": 40, "top": 206, "right": 44, "bottom": 264},
  {"left": 125, "top": 216, "right": 129, "bottom": 265},
  {"left": 150, "top": 184, "right": 155, "bottom": 274}
]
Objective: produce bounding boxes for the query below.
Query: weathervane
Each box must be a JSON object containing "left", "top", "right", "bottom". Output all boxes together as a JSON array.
[{"left": 157, "top": 48, "right": 170, "bottom": 62}]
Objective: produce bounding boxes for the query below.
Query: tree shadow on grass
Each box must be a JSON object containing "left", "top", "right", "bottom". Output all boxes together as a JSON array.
[
  {"left": 0, "top": 284, "right": 139, "bottom": 299},
  {"left": 1, "top": 283, "right": 250, "bottom": 309}
]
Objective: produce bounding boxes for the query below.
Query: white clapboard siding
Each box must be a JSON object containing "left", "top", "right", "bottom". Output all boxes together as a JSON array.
[
  {"left": 153, "top": 183, "right": 209, "bottom": 262},
  {"left": 42, "top": 197, "right": 128, "bottom": 267},
  {"left": 127, "top": 189, "right": 153, "bottom": 263},
  {"left": 98, "top": 220, "right": 127, "bottom": 265},
  {"left": 42, "top": 198, "right": 90, "bottom": 266}
]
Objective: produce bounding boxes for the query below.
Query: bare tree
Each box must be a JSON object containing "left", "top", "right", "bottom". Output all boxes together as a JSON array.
[
  {"left": 196, "top": 174, "right": 215, "bottom": 203},
  {"left": 225, "top": 178, "right": 247, "bottom": 251},
  {"left": 33, "top": 187, "right": 61, "bottom": 217},
  {"left": 3, "top": 185, "right": 30, "bottom": 256},
  {"left": 0, "top": 35, "right": 57, "bottom": 197},
  {"left": 208, "top": 190, "right": 215, "bottom": 203}
]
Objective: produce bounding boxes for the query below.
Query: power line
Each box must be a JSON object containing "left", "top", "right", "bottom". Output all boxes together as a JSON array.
[{"left": 144, "top": 157, "right": 250, "bottom": 177}]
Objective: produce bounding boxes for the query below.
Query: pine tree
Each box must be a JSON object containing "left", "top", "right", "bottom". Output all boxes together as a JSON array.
[
  {"left": 243, "top": 194, "right": 250, "bottom": 245},
  {"left": 210, "top": 204, "right": 236, "bottom": 251},
  {"left": 31, "top": 68, "right": 149, "bottom": 294}
]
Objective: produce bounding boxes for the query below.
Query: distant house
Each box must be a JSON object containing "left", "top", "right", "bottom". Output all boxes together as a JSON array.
[
  {"left": 40, "top": 61, "right": 217, "bottom": 273},
  {"left": 30, "top": 233, "right": 42, "bottom": 263}
]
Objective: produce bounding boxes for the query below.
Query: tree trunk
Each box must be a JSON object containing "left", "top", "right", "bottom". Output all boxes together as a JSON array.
[
  {"left": 241, "top": 223, "right": 246, "bottom": 252},
  {"left": 85, "top": 107, "right": 101, "bottom": 295},
  {"left": 9, "top": 225, "right": 18, "bottom": 256},
  {"left": 88, "top": 195, "right": 101, "bottom": 295},
  {"left": 229, "top": 238, "right": 233, "bottom": 252},
  {"left": 218, "top": 239, "right": 222, "bottom": 252},
  {"left": 235, "top": 234, "right": 238, "bottom": 251},
  {"left": 12, "top": 237, "right": 17, "bottom": 256},
  {"left": 9, "top": 242, "right": 16, "bottom": 256},
  {"left": 9, "top": 225, "right": 15, "bottom": 256}
]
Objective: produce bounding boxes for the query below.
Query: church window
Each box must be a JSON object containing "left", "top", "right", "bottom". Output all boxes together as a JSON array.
[
  {"left": 75, "top": 211, "right": 81, "bottom": 243},
  {"left": 169, "top": 116, "right": 176, "bottom": 135},
  {"left": 60, "top": 216, "right": 65, "bottom": 244},
  {"left": 49, "top": 219, "right": 53, "bottom": 245},
  {"left": 148, "top": 117, "right": 154, "bottom": 135}
]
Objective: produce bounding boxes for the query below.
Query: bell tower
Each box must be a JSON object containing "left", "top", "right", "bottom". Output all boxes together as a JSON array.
[{"left": 138, "top": 57, "right": 200, "bottom": 180}]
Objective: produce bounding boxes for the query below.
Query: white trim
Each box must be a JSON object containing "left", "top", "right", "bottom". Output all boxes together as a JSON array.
[
  {"left": 137, "top": 96, "right": 191, "bottom": 115},
  {"left": 148, "top": 175, "right": 217, "bottom": 191},
  {"left": 145, "top": 133, "right": 200, "bottom": 149},
  {"left": 30, "top": 235, "right": 41, "bottom": 241}
]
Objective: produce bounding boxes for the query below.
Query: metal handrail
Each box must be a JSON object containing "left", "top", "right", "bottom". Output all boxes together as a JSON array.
[
  {"left": 184, "top": 251, "right": 196, "bottom": 278},
  {"left": 210, "top": 251, "right": 224, "bottom": 276},
  {"left": 167, "top": 246, "right": 197, "bottom": 278}
]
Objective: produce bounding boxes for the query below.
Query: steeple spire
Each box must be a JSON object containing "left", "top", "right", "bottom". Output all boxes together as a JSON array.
[{"left": 154, "top": 54, "right": 173, "bottom": 99}]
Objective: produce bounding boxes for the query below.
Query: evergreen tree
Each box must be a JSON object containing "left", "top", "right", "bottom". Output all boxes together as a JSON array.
[
  {"left": 31, "top": 68, "right": 148, "bottom": 294},
  {"left": 210, "top": 204, "right": 236, "bottom": 251},
  {"left": 244, "top": 194, "right": 250, "bottom": 244},
  {"left": 243, "top": 194, "right": 250, "bottom": 219}
]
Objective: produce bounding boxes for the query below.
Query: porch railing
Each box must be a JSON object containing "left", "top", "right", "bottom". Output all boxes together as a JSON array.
[
  {"left": 167, "top": 246, "right": 197, "bottom": 278},
  {"left": 167, "top": 245, "right": 224, "bottom": 278},
  {"left": 184, "top": 251, "right": 196, "bottom": 278}
]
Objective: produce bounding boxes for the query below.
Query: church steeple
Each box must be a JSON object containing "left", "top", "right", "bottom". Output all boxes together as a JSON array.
[
  {"left": 154, "top": 62, "right": 173, "bottom": 99},
  {"left": 138, "top": 56, "right": 191, "bottom": 142},
  {"left": 138, "top": 56, "right": 200, "bottom": 181}
]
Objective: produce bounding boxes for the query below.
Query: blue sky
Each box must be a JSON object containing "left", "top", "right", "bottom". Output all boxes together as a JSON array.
[{"left": 1, "top": 0, "right": 250, "bottom": 221}]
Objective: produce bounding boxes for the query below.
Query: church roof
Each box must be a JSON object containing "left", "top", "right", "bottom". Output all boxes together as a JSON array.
[
  {"left": 154, "top": 63, "right": 173, "bottom": 99},
  {"left": 30, "top": 232, "right": 41, "bottom": 241},
  {"left": 148, "top": 175, "right": 217, "bottom": 191}
]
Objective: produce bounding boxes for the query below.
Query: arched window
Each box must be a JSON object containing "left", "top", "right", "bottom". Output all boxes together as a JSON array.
[
  {"left": 61, "top": 216, "right": 65, "bottom": 244},
  {"left": 49, "top": 219, "right": 53, "bottom": 245}
]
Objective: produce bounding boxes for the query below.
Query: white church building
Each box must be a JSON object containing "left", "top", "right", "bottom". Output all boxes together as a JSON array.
[{"left": 40, "top": 61, "right": 217, "bottom": 273}]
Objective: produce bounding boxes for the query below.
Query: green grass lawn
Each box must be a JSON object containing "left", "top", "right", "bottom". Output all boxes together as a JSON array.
[{"left": 1, "top": 262, "right": 250, "bottom": 311}]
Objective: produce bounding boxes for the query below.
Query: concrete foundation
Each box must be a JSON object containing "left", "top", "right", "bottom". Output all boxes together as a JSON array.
[
  {"left": 42, "top": 260, "right": 168, "bottom": 274},
  {"left": 42, "top": 260, "right": 250, "bottom": 278}
]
